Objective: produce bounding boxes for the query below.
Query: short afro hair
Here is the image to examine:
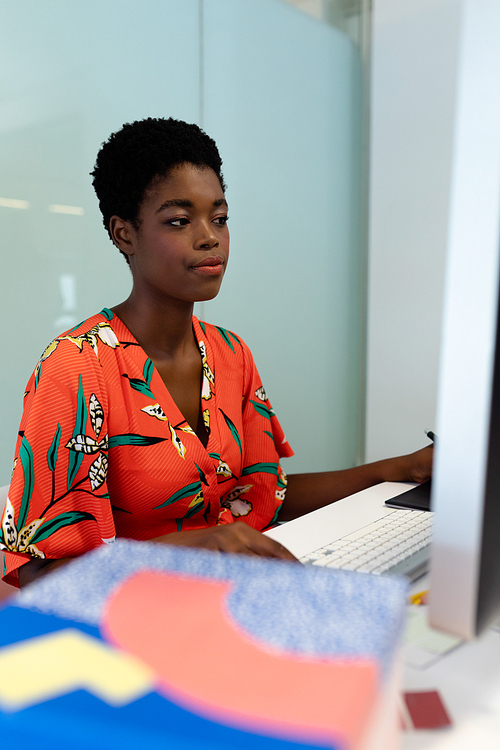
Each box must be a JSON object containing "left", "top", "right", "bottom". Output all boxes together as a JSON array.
[{"left": 91, "top": 117, "right": 226, "bottom": 251}]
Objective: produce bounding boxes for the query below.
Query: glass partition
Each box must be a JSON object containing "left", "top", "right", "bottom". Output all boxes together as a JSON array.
[{"left": 0, "top": 0, "right": 365, "bottom": 483}]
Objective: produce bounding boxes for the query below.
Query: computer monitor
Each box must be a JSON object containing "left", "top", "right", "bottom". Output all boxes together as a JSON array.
[{"left": 428, "top": 0, "right": 500, "bottom": 639}]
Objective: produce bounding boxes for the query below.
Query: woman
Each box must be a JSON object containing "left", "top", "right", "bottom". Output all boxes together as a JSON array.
[{"left": 1, "top": 118, "right": 432, "bottom": 587}]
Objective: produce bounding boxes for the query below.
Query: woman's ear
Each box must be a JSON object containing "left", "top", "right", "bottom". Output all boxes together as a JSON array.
[{"left": 109, "top": 216, "right": 136, "bottom": 259}]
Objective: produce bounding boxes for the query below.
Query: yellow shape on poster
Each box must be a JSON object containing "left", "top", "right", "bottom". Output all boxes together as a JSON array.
[{"left": 0, "top": 628, "right": 154, "bottom": 711}]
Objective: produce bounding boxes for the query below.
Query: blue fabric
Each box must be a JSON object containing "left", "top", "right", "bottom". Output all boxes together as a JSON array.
[{"left": 14, "top": 538, "right": 408, "bottom": 667}]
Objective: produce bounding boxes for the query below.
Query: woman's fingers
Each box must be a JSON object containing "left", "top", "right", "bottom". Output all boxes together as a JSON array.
[
  {"left": 159, "top": 522, "right": 298, "bottom": 562},
  {"left": 228, "top": 522, "right": 298, "bottom": 561}
]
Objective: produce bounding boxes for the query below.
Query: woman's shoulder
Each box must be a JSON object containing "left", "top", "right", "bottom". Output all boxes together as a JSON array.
[
  {"left": 194, "top": 317, "right": 247, "bottom": 353},
  {"left": 31, "top": 308, "right": 121, "bottom": 386},
  {"left": 54, "top": 307, "right": 118, "bottom": 340}
]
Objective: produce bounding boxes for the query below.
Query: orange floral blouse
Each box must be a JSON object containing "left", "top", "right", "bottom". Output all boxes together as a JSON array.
[{"left": 1, "top": 309, "right": 293, "bottom": 586}]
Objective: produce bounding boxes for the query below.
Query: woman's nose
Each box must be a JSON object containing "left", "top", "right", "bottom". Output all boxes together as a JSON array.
[{"left": 194, "top": 222, "right": 218, "bottom": 249}]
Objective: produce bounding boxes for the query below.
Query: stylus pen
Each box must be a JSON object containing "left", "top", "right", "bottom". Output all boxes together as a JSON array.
[{"left": 425, "top": 430, "right": 437, "bottom": 443}]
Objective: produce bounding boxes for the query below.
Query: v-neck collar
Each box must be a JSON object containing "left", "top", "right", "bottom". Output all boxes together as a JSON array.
[{"left": 108, "top": 311, "right": 219, "bottom": 453}]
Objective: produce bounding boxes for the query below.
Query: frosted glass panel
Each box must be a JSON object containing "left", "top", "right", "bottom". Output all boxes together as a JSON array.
[
  {"left": 202, "top": 0, "right": 363, "bottom": 473},
  {"left": 0, "top": 0, "right": 200, "bottom": 482},
  {"left": 0, "top": 0, "right": 363, "bottom": 483}
]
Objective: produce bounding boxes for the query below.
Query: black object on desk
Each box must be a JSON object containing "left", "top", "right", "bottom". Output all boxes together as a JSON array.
[{"left": 384, "top": 480, "right": 432, "bottom": 512}]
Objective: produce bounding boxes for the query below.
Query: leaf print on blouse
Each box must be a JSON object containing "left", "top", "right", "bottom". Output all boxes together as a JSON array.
[
  {"left": 219, "top": 409, "right": 242, "bottom": 455},
  {"left": 0, "top": 501, "right": 96, "bottom": 558},
  {"left": 195, "top": 463, "right": 209, "bottom": 486},
  {"left": 88, "top": 452, "right": 108, "bottom": 491},
  {"left": 0, "top": 496, "right": 44, "bottom": 559},
  {"left": 18, "top": 436, "right": 34, "bottom": 532},
  {"left": 108, "top": 435, "right": 166, "bottom": 447},
  {"left": 276, "top": 466, "right": 288, "bottom": 502},
  {"left": 33, "top": 322, "right": 119, "bottom": 390},
  {"left": 3, "top": 397, "right": 170, "bottom": 555},
  {"left": 216, "top": 460, "right": 234, "bottom": 480},
  {"left": 275, "top": 486, "right": 286, "bottom": 502},
  {"left": 123, "top": 358, "right": 155, "bottom": 399},
  {"left": 168, "top": 423, "right": 187, "bottom": 459},
  {"left": 65, "top": 434, "right": 109, "bottom": 455},
  {"left": 141, "top": 403, "right": 167, "bottom": 420},
  {"left": 40, "top": 388, "right": 112, "bottom": 516},
  {"left": 249, "top": 400, "right": 275, "bottom": 421},
  {"left": 174, "top": 486, "right": 207, "bottom": 531},
  {"left": 184, "top": 491, "right": 205, "bottom": 519},
  {"left": 59, "top": 322, "right": 120, "bottom": 358},
  {"left": 0, "top": 435, "right": 96, "bottom": 559},
  {"left": 100, "top": 307, "right": 114, "bottom": 321},
  {"left": 89, "top": 393, "right": 104, "bottom": 436},
  {"left": 46, "top": 423, "right": 61, "bottom": 502},
  {"left": 34, "top": 340, "right": 60, "bottom": 388},
  {"left": 221, "top": 485, "right": 253, "bottom": 518},
  {"left": 154, "top": 481, "right": 202, "bottom": 510},
  {"left": 66, "top": 376, "right": 90, "bottom": 490},
  {"left": 202, "top": 409, "right": 211, "bottom": 435},
  {"left": 214, "top": 326, "right": 241, "bottom": 352},
  {"left": 179, "top": 425, "right": 196, "bottom": 437},
  {"left": 241, "top": 462, "right": 279, "bottom": 477},
  {"left": 198, "top": 341, "right": 214, "bottom": 401},
  {"left": 254, "top": 386, "right": 268, "bottom": 402}
]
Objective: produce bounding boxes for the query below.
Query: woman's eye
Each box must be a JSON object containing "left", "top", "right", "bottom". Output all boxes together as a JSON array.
[
  {"left": 168, "top": 217, "right": 190, "bottom": 227},
  {"left": 213, "top": 215, "right": 229, "bottom": 226}
]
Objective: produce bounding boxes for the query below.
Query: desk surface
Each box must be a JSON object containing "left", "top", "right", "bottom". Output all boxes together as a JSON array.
[
  {"left": 269, "top": 481, "right": 500, "bottom": 748},
  {"left": 402, "top": 575, "right": 500, "bottom": 749}
]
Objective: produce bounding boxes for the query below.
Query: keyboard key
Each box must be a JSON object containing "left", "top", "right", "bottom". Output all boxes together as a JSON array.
[
  {"left": 300, "top": 508, "right": 433, "bottom": 578},
  {"left": 303, "top": 552, "right": 325, "bottom": 561},
  {"left": 324, "top": 555, "right": 344, "bottom": 567},
  {"left": 311, "top": 556, "right": 337, "bottom": 567}
]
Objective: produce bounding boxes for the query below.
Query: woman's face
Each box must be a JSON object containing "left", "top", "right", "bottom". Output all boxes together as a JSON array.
[{"left": 118, "top": 163, "right": 229, "bottom": 305}]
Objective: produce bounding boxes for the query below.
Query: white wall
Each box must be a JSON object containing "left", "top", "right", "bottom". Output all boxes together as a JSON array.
[{"left": 365, "top": 0, "right": 462, "bottom": 461}]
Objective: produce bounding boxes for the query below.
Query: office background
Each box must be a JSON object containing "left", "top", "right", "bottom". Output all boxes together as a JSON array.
[{"left": 0, "top": 0, "right": 457, "bottom": 485}]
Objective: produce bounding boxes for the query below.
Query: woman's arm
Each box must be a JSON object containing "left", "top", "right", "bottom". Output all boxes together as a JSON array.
[
  {"left": 18, "top": 557, "right": 73, "bottom": 587},
  {"left": 16, "top": 447, "right": 432, "bottom": 585},
  {"left": 279, "top": 445, "right": 433, "bottom": 521},
  {"left": 151, "top": 522, "right": 298, "bottom": 560},
  {"left": 17, "top": 523, "right": 298, "bottom": 587}
]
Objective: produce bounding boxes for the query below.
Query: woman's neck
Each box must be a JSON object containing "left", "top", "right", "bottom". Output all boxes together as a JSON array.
[{"left": 111, "top": 292, "right": 197, "bottom": 360}]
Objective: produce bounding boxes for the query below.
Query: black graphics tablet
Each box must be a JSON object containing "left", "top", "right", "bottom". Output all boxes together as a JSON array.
[{"left": 384, "top": 480, "right": 432, "bottom": 511}]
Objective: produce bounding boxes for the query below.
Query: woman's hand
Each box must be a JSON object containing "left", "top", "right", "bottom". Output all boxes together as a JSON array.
[
  {"left": 154, "top": 521, "right": 298, "bottom": 562},
  {"left": 381, "top": 444, "right": 433, "bottom": 484},
  {"left": 17, "top": 524, "right": 297, "bottom": 587},
  {"left": 281, "top": 444, "right": 434, "bottom": 521},
  {"left": 18, "top": 557, "right": 73, "bottom": 587}
]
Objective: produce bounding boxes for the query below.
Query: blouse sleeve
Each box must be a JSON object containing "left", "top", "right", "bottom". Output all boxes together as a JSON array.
[
  {"left": 1, "top": 340, "right": 116, "bottom": 587},
  {"left": 220, "top": 338, "right": 294, "bottom": 531}
]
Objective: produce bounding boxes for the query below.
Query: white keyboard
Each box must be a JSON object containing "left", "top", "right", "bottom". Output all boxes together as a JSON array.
[{"left": 300, "top": 508, "right": 433, "bottom": 580}]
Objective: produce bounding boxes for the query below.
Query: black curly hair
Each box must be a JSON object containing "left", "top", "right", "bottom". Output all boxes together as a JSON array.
[{"left": 91, "top": 117, "right": 226, "bottom": 261}]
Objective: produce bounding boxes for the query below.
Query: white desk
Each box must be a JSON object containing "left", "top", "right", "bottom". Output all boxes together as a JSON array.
[{"left": 402, "top": 576, "right": 500, "bottom": 749}]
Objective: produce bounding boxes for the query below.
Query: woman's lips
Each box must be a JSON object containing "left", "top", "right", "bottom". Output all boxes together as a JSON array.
[{"left": 191, "top": 256, "right": 225, "bottom": 275}]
